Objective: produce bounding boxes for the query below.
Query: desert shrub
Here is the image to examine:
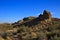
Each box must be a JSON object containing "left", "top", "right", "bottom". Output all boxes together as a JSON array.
[
  {"left": 37, "top": 32, "right": 47, "bottom": 40},
  {"left": 17, "top": 25, "right": 28, "bottom": 33},
  {"left": 6, "top": 36, "right": 12, "bottom": 40},
  {"left": 1, "top": 33, "right": 7, "bottom": 39},
  {"left": 0, "top": 23, "right": 13, "bottom": 32},
  {"left": 0, "top": 36, "right": 4, "bottom": 40},
  {"left": 52, "top": 36, "right": 60, "bottom": 40}
]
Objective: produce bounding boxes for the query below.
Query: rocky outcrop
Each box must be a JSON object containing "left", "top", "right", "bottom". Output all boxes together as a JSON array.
[
  {"left": 0, "top": 10, "right": 60, "bottom": 40},
  {"left": 38, "top": 10, "right": 51, "bottom": 22},
  {"left": 12, "top": 10, "right": 52, "bottom": 27},
  {"left": 23, "top": 17, "right": 36, "bottom": 21},
  {"left": 43, "top": 10, "right": 51, "bottom": 19}
]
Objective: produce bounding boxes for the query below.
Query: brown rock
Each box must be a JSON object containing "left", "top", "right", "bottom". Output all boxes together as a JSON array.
[
  {"left": 43, "top": 10, "right": 51, "bottom": 19},
  {"left": 39, "top": 14, "right": 43, "bottom": 20},
  {"left": 39, "top": 10, "right": 51, "bottom": 21},
  {"left": 23, "top": 17, "right": 35, "bottom": 21}
]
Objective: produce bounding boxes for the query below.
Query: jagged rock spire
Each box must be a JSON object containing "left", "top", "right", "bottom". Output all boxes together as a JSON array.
[
  {"left": 43, "top": 10, "right": 51, "bottom": 19},
  {"left": 39, "top": 10, "right": 51, "bottom": 20}
]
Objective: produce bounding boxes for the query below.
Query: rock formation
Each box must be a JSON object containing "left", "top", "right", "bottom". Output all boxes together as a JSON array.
[
  {"left": 43, "top": 10, "right": 51, "bottom": 19},
  {"left": 38, "top": 10, "right": 51, "bottom": 22},
  {"left": 23, "top": 17, "right": 35, "bottom": 21},
  {"left": 0, "top": 10, "right": 60, "bottom": 40},
  {"left": 12, "top": 10, "right": 52, "bottom": 27}
]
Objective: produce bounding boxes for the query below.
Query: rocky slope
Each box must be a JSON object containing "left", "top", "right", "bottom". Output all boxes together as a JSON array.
[{"left": 0, "top": 10, "right": 60, "bottom": 40}]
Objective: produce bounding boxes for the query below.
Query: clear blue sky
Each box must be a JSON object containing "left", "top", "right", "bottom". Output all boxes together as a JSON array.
[{"left": 0, "top": 0, "right": 60, "bottom": 23}]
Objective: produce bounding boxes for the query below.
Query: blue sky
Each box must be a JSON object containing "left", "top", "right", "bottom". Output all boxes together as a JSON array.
[{"left": 0, "top": 0, "right": 60, "bottom": 23}]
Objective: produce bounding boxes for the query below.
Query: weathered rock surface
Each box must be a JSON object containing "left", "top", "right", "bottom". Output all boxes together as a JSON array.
[
  {"left": 0, "top": 10, "right": 60, "bottom": 40},
  {"left": 39, "top": 10, "right": 51, "bottom": 22},
  {"left": 12, "top": 10, "right": 52, "bottom": 27}
]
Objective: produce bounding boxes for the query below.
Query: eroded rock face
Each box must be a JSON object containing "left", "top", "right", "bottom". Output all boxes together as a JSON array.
[
  {"left": 12, "top": 10, "right": 52, "bottom": 27},
  {"left": 39, "top": 10, "right": 51, "bottom": 22},
  {"left": 43, "top": 10, "right": 51, "bottom": 19},
  {"left": 23, "top": 17, "right": 35, "bottom": 21}
]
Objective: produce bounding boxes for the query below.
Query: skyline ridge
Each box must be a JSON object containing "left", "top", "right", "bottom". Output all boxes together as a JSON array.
[{"left": 0, "top": 0, "right": 60, "bottom": 23}]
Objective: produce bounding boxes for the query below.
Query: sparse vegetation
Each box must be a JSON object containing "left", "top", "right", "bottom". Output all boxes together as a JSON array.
[{"left": 0, "top": 10, "right": 60, "bottom": 40}]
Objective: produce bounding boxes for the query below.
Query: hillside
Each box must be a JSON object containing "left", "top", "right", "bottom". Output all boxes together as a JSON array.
[{"left": 0, "top": 10, "right": 60, "bottom": 40}]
